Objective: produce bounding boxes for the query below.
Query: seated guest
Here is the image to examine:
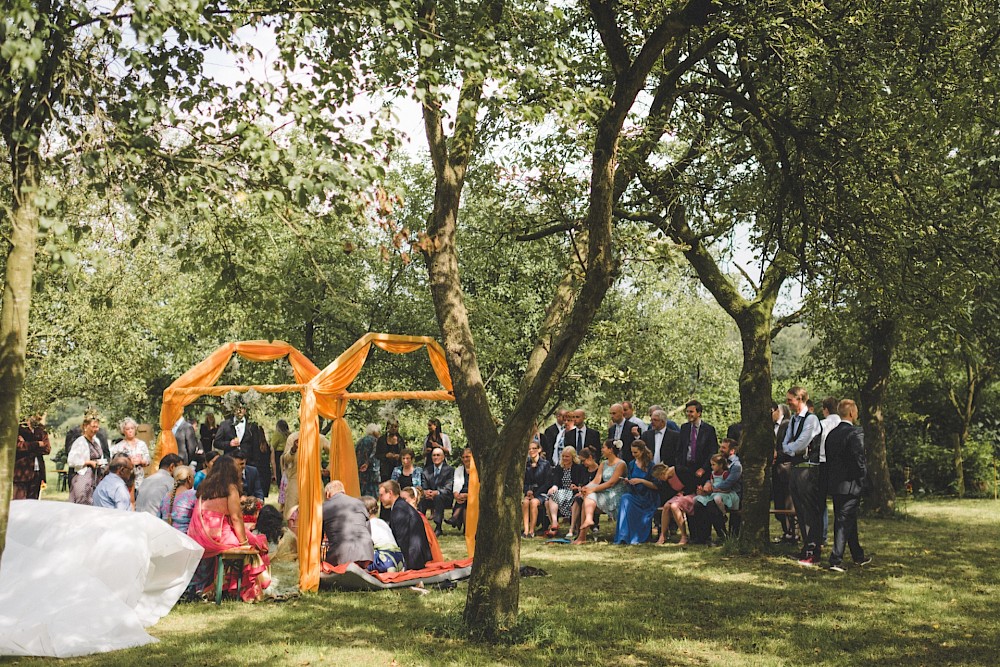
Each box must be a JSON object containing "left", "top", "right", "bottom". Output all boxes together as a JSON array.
[
  {"left": 446, "top": 448, "right": 474, "bottom": 531},
  {"left": 543, "top": 446, "right": 590, "bottom": 538},
  {"left": 229, "top": 450, "right": 264, "bottom": 500},
  {"left": 569, "top": 447, "right": 601, "bottom": 539},
  {"left": 379, "top": 480, "right": 432, "bottom": 570},
  {"left": 391, "top": 447, "right": 424, "bottom": 489},
  {"left": 362, "top": 495, "right": 405, "bottom": 573},
  {"left": 615, "top": 441, "right": 659, "bottom": 545},
  {"left": 136, "top": 453, "right": 182, "bottom": 514},
  {"left": 321, "top": 480, "right": 374, "bottom": 568},
  {"left": 653, "top": 465, "right": 694, "bottom": 545},
  {"left": 158, "top": 465, "right": 197, "bottom": 533},
  {"left": 521, "top": 440, "right": 551, "bottom": 538},
  {"left": 401, "top": 485, "right": 422, "bottom": 510},
  {"left": 272, "top": 505, "right": 299, "bottom": 563},
  {"left": 187, "top": 455, "right": 270, "bottom": 602},
  {"left": 689, "top": 439, "right": 743, "bottom": 544},
  {"left": 93, "top": 455, "right": 135, "bottom": 511},
  {"left": 194, "top": 450, "right": 219, "bottom": 489},
  {"left": 419, "top": 447, "right": 454, "bottom": 536},
  {"left": 254, "top": 505, "right": 284, "bottom": 545},
  {"left": 574, "top": 440, "right": 627, "bottom": 545}
]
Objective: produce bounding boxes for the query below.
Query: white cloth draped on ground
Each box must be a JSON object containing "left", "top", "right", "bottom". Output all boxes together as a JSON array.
[{"left": 0, "top": 500, "right": 204, "bottom": 658}]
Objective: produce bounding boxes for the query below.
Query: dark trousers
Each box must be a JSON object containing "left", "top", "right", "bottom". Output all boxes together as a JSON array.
[
  {"left": 772, "top": 460, "right": 797, "bottom": 537},
  {"left": 689, "top": 501, "right": 728, "bottom": 543},
  {"left": 449, "top": 502, "right": 467, "bottom": 530},
  {"left": 789, "top": 466, "right": 824, "bottom": 551},
  {"left": 419, "top": 493, "right": 453, "bottom": 529},
  {"left": 830, "top": 493, "right": 865, "bottom": 565}
]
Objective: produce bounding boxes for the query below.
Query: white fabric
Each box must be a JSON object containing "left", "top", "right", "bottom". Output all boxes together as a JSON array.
[
  {"left": 369, "top": 517, "right": 398, "bottom": 548},
  {"left": 0, "top": 500, "right": 204, "bottom": 658}
]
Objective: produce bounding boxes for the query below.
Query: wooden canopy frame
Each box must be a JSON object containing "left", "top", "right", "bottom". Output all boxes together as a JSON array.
[{"left": 157, "top": 333, "right": 479, "bottom": 592}]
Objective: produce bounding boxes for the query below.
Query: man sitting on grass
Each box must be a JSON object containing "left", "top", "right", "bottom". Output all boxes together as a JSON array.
[{"left": 379, "top": 480, "right": 432, "bottom": 570}]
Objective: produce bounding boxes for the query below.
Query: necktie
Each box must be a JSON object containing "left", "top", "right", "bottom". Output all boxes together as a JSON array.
[
  {"left": 689, "top": 424, "right": 698, "bottom": 462},
  {"left": 577, "top": 430, "right": 583, "bottom": 448}
]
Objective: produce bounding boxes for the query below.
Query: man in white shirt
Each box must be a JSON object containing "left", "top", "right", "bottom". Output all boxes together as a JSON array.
[
  {"left": 783, "top": 386, "right": 824, "bottom": 565},
  {"left": 817, "top": 396, "right": 842, "bottom": 548},
  {"left": 623, "top": 401, "right": 647, "bottom": 432}
]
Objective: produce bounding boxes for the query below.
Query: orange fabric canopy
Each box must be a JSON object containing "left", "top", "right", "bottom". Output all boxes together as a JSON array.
[{"left": 156, "top": 334, "right": 478, "bottom": 592}]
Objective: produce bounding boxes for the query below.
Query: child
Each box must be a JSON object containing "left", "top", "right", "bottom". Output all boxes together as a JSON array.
[
  {"left": 361, "top": 495, "right": 404, "bottom": 573},
  {"left": 654, "top": 464, "right": 695, "bottom": 545},
  {"left": 695, "top": 454, "right": 739, "bottom": 514}
]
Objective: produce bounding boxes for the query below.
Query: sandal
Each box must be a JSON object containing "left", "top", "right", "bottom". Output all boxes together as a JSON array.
[{"left": 544, "top": 527, "right": 559, "bottom": 538}]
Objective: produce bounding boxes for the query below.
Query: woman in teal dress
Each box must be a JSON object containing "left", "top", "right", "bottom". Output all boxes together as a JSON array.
[
  {"left": 573, "top": 439, "right": 626, "bottom": 544},
  {"left": 615, "top": 441, "right": 659, "bottom": 544}
]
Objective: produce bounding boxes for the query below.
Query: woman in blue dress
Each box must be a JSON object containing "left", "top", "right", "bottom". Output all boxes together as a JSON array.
[{"left": 615, "top": 441, "right": 659, "bottom": 544}]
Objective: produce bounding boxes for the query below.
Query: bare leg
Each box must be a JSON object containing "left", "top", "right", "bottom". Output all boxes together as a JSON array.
[
  {"left": 656, "top": 504, "right": 672, "bottom": 544},
  {"left": 545, "top": 498, "right": 559, "bottom": 533},
  {"left": 569, "top": 500, "right": 581, "bottom": 536},
  {"left": 714, "top": 495, "right": 726, "bottom": 513},
  {"left": 528, "top": 498, "right": 540, "bottom": 536},
  {"left": 672, "top": 505, "right": 688, "bottom": 544},
  {"left": 574, "top": 497, "right": 597, "bottom": 544},
  {"left": 521, "top": 497, "right": 531, "bottom": 535}
]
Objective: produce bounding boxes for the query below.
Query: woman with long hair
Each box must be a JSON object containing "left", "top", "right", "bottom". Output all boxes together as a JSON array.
[
  {"left": 573, "top": 439, "right": 626, "bottom": 545},
  {"left": 421, "top": 418, "right": 452, "bottom": 467},
  {"left": 187, "top": 456, "right": 270, "bottom": 602},
  {"left": 614, "top": 441, "right": 660, "bottom": 544}
]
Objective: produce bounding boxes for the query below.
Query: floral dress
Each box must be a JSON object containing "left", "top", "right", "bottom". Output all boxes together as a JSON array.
[{"left": 110, "top": 439, "right": 151, "bottom": 488}]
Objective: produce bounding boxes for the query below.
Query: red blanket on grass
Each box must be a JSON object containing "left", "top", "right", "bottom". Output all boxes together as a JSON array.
[{"left": 321, "top": 557, "right": 473, "bottom": 583}]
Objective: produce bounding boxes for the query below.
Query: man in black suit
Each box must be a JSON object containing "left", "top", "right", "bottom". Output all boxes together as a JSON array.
[
  {"left": 607, "top": 403, "right": 640, "bottom": 463},
  {"left": 172, "top": 414, "right": 201, "bottom": 466},
  {"left": 676, "top": 400, "right": 718, "bottom": 490},
  {"left": 563, "top": 409, "right": 600, "bottom": 454},
  {"left": 419, "top": 447, "right": 454, "bottom": 535},
  {"left": 380, "top": 480, "right": 432, "bottom": 570},
  {"left": 215, "top": 403, "right": 272, "bottom": 495},
  {"left": 230, "top": 450, "right": 264, "bottom": 500},
  {"left": 639, "top": 409, "right": 678, "bottom": 468},
  {"left": 825, "top": 399, "right": 870, "bottom": 571},
  {"left": 541, "top": 408, "right": 567, "bottom": 462}
]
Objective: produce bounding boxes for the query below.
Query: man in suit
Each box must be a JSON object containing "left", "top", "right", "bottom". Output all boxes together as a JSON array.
[
  {"left": 676, "top": 400, "right": 718, "bottom": 490},
  {"left": 322, "top": 480, "right": 374, "bottom": 567},
  {"left": 172, "top": 414, "right": 201, "bottom": 466},
  {"left": 230, "top": 450, "right": 264, "bottom": 500},
  {"left": 419, "top": 447, "right": 454, "bottom": 535},
  {"left": 783, "top": 386, "right": 824, "bottom": 565},
  {"left": 825, "top": 399, "right": 871, "bottom": 572},
  {"left": 639, "top": 409, "right": 678, "bottom": 468},
  {"left": 380, "top": 480, "right": 432, "bottom": 570},
  {"left": 688, "top": 437, "right": 743, "bottom": 544},
  {"left": 563, "top": 409, "right": 600, "bottom": 455},
  {"left": 607, "top": 403, "right": 640, "bottom": 463},
  {"left": 623, "top": 401, "right": 647, "bottom": 432},
  {"left": 541, "top": 408, "right": 567, "bottom": 462},
  {"left": 215, "top": 403, "right": 272, "bottom": 495}
]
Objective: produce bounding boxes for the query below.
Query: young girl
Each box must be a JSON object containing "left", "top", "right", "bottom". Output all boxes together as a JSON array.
[
  {"left": 695, "top": 454, "right": 739, "bottom": 513},
  {"left": 654, "top": 464, "right": 695, "bottom": 545},
  {"left": 362, "top": 495, "right": 405, "bottom": 573}
]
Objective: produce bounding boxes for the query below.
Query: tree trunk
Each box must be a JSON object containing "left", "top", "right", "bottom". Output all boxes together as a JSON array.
[
  {"left": 732, "top": 305, "right": 775, "bottom": 550},
  {"left": 859, "top": 316, "right": 897, "bottom": 514},
  {"left": 952, "top": 432, "right": 965, "bottom": 498},
  {"left": 0, "top": 152, "right": 40, "bottom": 560}
]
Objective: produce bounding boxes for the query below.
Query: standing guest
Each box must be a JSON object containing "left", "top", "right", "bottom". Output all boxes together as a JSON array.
[
  {"left": 817, "top": 396, "right": 842, "bottom": 547},
  {"left": 562, "top": 409, "right": 600, "bottom": 454},
  {"left": 541, "top": 408, "right": 567, "bottom": 462},
  {"left": 67, "top": 415, "right": 108, "bottom": 505},
  {"left": 574, "top": 439, "right": 627, "bottom": 545},
  {"left": 543, "top": 446, "right": 590, "bottom": 537},
  {"left": 771, "top": 402, "right": 796, "bottom": 543},
  {"left": 112, "top": 418, "right": 152, "bottom": 488},
  {"left": 607, "top": 403, "right": 641, "bottom": 464},
  {"left": 676, "top": 400, "right": 718, "bottom": 490},
  {"left": 421, "top": 418, "right": 452, "bottom": 467},
  {"left": 446, "top": 448, "right": 474, "bottom": 531},
  {"left": 376, "top": 419, "right": 407, "bottom": 480},
  {"left": 391, "top": 447, "right": 424, "bottom": 489},
  {"left": 362, "top": 495, "right": 404, "bottom": 573},
  {"left": 214, "top": 394, "right": 270, "bottom": 493},
  {"left": 615, "top": 441, "right": 660, "bottom": 544},
  {"left": 280, "top": 429, "right": 331, "bottom": 519},
  {"left": 271, "top": 419, "right": 291, "bottom": 491},
  {"left": 321, "top": 480, "right": 374, "bottom": 568},
  {"left": 782, "top": 386, "right": 824, "bottom": 565},
  {"left": 379, "top": 480, "right": 433, "bottom": 570},
  {"left": 521, "top": 440, "right": 551, "bottom": 538},
  {"left": 195, "top": 450, "right": 220, "bottom": 489},
  {"left": 825, "top": 399, "right": 872, "bottom": 572},
  {"left": 355, "top": 423, "right": 382, "bottom": 497},
  {"left": 549, "top": 410, "right": 575, "bottom": 463},
  {"left": 14, "top": 414, "right": 50, "bottom": 500},
  {"left": 168, "top": 414, "right": 200, "bottom": 468},
  {"left": 639, "top": 409, "right": 679, "bottom": 468},
  {"left": 188, "top": 455, "right": 270, "bottom": 602},
  {"left": 93, "top": 455, "right": 135, "bottom": 511},
  {"left": 420, "top": 447, "right": 454, "bottom": 536},
  {"left": 159, "top": 465, "right": 197, "bottom": 533},
  {"left": 136, "top": 454, "right": 183, "bottom": 514},
  {"left": 569, "top": 447, "right": 601, "bottom": 538},
  {"left": 623, "top": 401, "right": 647, "bottom": 432},
  {"left": 200, "top": 413, "right": 218, "bottom": 456},
  {"left": 230, "top": 450, "right": 264, "bottom": 500}
]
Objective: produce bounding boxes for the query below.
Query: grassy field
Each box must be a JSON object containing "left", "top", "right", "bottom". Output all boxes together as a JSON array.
[{"left": 5, "top": 473, "right": 999, "bottom": 666}]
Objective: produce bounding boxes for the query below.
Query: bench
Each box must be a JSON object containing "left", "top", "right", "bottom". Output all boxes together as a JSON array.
[{"left": 214, "top": 545, "right": 260, "bottom": 605}]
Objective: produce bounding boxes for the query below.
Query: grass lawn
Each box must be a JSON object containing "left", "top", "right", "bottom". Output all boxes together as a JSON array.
[{"left": 5, "top": 473, "right": 998, "bottom": 666}]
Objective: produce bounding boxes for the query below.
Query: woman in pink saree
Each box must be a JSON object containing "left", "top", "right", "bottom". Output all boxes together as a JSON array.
[{"left": 188, "top": 456, "right": 270, "bottom": 602}]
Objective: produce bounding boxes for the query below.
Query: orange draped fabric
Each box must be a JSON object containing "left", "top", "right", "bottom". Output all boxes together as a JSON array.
[{"left": 156, "top": 333, "right": 474, "bottom": 594}]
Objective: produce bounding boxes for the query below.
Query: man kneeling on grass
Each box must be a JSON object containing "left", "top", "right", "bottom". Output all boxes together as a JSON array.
[{"left": 379, "top": 480, "right": 432, "bottom": 570}]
